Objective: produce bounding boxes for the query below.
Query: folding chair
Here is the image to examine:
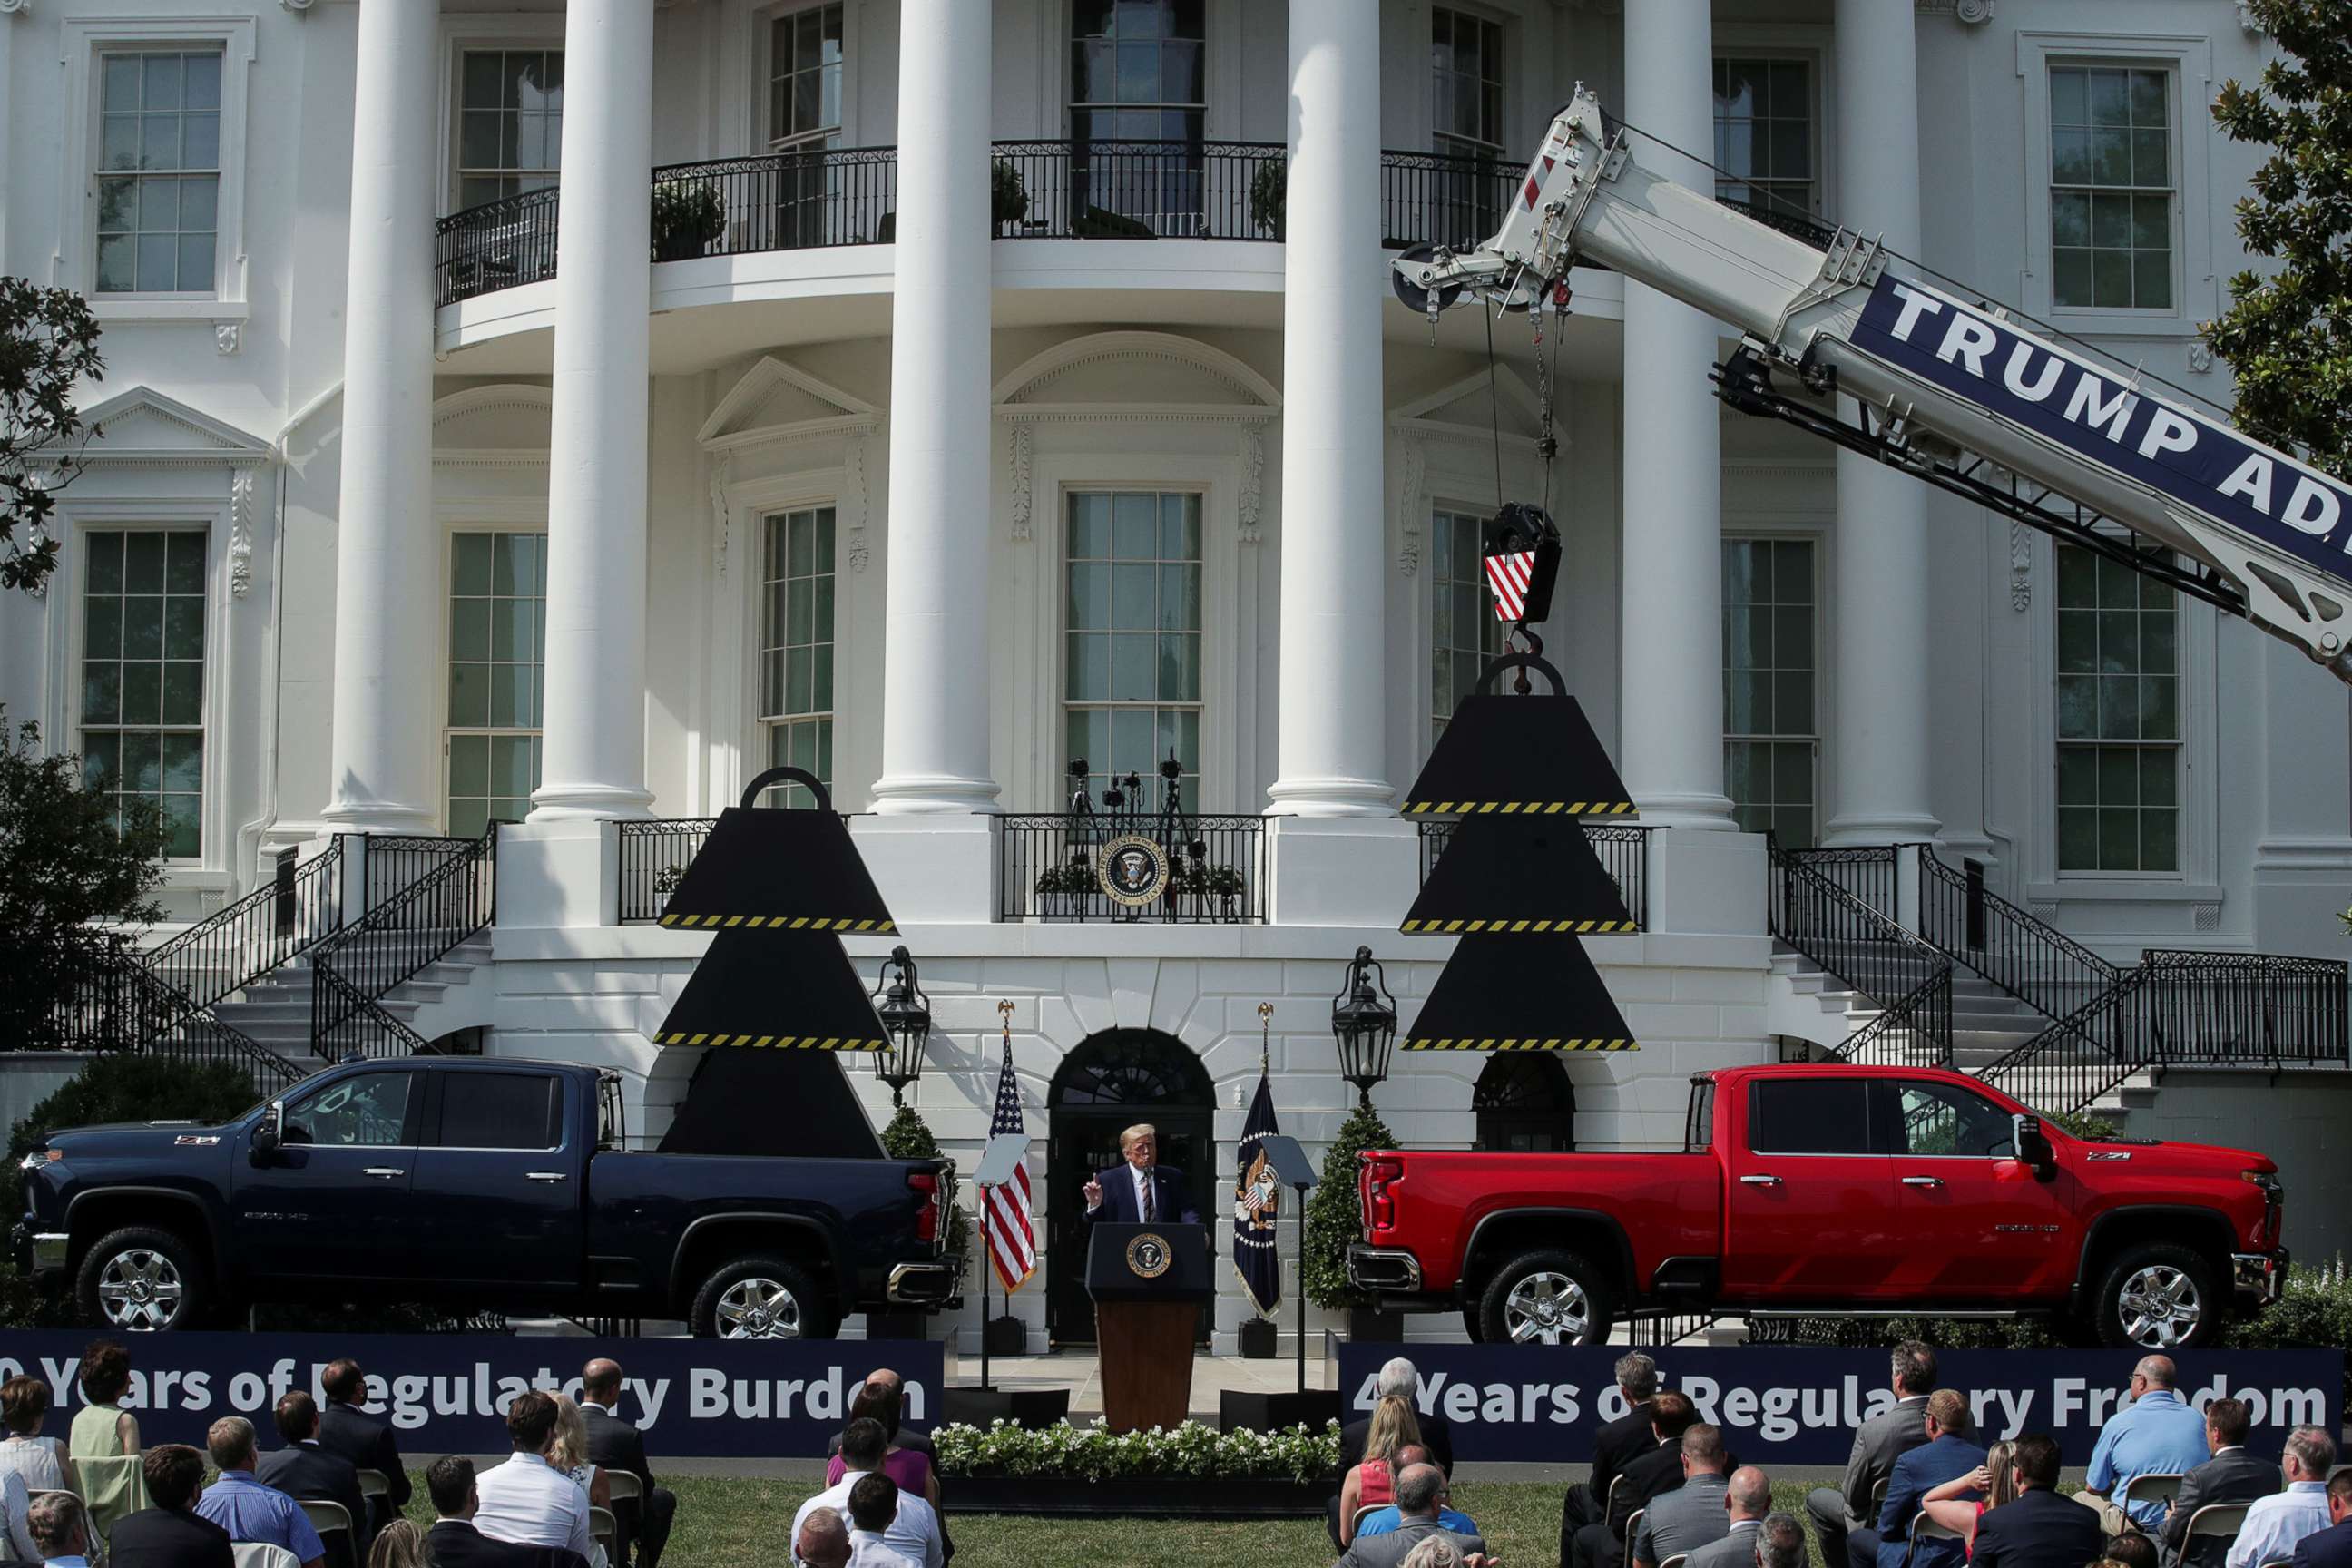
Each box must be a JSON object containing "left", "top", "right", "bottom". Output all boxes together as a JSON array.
[
  {"left": 299, "top": 1497, "right": 355, "bottom": 1568},
  {"left": 1906, "top": 1508, "right": 1967, "bottom": 1565},
  {"left": 1625, "top": 1508, "right": 1648, "bottom": 1554},
  {"left": 2183, "top": 1501, "right": 2252, "bottom": 1562},
  {"left": 591, "top": 1504, "right": 619, "bottom": 1559},
  {"left": 2122, "top": 1473, "right": 2186, "bottom": 1532},
  {"left": 1660, "top": 1556, "right": 1688, "bottom": 1568},
  {"left": 604, "top": 1471, "right": 644, "bottom": 1507},
  {"left": 233, "top": 1544, "right": 301, "bottom": 1568}
]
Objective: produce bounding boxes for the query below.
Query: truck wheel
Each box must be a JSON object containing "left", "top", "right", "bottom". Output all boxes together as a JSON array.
[
  {"left": 75, "top": 1226, "right": 208, "bottom": 1332},
  {"left": 1476, "top": 1248, "right": 1614, "bottom": 1346},
  {"left": 690, "top": 1255, "right": 833, "bottom": 1340},
  {"left": 2092, "top": 1242, "right": 2220, "bottom": 1349}
]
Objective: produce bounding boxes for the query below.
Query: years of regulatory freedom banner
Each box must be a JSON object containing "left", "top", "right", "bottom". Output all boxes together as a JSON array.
[
  {"left": 1337, "top": 1345, "right": 2345, "bottom": 1465},
  {"left": 0, "top": 1333, "right": 946, "bottom": 1456}
]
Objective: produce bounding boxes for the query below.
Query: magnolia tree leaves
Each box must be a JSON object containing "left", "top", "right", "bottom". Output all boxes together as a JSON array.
[{"left": 0, "top": 279, "right": 105, "bottom": 595}]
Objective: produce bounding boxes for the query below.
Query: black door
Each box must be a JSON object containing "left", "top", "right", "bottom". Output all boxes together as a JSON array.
[{"left": 1044, "top": 1030, "right": 1216, "bottom": 1347}]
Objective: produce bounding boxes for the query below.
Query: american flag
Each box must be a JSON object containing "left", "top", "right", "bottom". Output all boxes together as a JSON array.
[
  {"left": 982, "top": 1035, "right": 1036, "bottom": 1294},
  {"left": 1485, "top": 548, "right": 1535, "bottom": 622}
]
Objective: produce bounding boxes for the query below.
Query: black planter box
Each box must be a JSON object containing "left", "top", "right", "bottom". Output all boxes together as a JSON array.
[
  {"left": 940, "top": 1387, "right": 1071, "bottom": 1430},
  {"left": 864, "top": 1309, "right": 929, "bottom": 1341},
  {"left": 1348, "top": 1307, "right": 1406, "bottom": 1342},
  {"left": 1238, "top": 1318, "right": 1278, "bottom": 1359},
  {"left": 1219, "top": 1389, "right": 1342, "bottom": 1433},
  {"left": 947, "top": 1475, "right": 1328, "bottom": 1516},
  {"left": 982, "top": 1315, "right": 1025, "bottom": 1356}
]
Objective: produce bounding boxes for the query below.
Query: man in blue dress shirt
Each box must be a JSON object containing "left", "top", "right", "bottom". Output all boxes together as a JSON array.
[
  {"left": 2081, "top": 1357, "right": 2215, "bottom": 1536},
  {"left": 1868, "top": 1390, "right": 1984, "bottom": 1568},
  {"left": 191, "top": 1418, "right": 327, "bottom": 1568}
]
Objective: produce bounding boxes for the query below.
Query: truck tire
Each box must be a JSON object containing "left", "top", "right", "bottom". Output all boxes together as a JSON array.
[
  {"left": 1475, "top": 1248, "right": 1614, "bottom": 1346},
  {"left": 74, "top": 1225, "right": 209, "bottom": 1332},
  {"left": 2091, "top": 1241, "right": 2220, "bottom": 1349},
  {"left": 690, "top": 1255, "right": 834, "bottom": 1340}
]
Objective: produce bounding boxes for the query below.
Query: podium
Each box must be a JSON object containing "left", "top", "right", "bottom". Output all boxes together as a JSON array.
[{"left": 1085, "top": 1222, "right": 1210, "bottom": 1432}]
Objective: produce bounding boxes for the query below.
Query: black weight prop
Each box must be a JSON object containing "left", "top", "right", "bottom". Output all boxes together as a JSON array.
[
  {"left": 1401, "top": 930, "right": 1636, "bottom": 1052},
  {"left": 1402, "top": 813, "right": 1636, "bottom": 933},
  {"left": 1403, "top": 653, "right": 1634, "bottom": 816}
]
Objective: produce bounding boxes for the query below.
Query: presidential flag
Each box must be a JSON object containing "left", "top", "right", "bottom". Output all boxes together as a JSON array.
[
  {"left": 1232, "top": 1055, "right": 1282, "bottom": 1318},
  {"left": 982, "top": 1036, "right": 1036, "bottom": 1294}
]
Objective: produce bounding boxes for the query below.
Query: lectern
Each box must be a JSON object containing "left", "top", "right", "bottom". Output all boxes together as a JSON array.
[{"left": 1085, "top": 1221, "right": 1210, "bottom": 1432}]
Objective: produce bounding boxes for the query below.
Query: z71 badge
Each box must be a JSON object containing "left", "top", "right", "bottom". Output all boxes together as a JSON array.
[{"left": 172, "top": 1135, "right": 221, "bottom": 1146}]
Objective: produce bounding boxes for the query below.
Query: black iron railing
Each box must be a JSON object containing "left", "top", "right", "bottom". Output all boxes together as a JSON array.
[
  {"left": 618, "top": 818, "right": 720, "bottom": 924},
  {"left": 1378, "top": 148, "right": 1521, "bottom": 251},
  {"left": 1416, "top": 819, "right": 1653, "bottom": 929},
  {"left": 991, "top": 140, "right": 1287, "bottom": 240},
  {"left": 1981, "top": 967, "right": 2156, "bottom": 1116},
  {"left": 363, "top": 836, "right": 482, "bottom": 909},
  {"left": 1777, "top": 844, "right": 1900, "bottom": 925},
  {"left": 997, "top": 812, "right": 1266, "bottom": 924},
  {"left": 47, "top": 946, "right": 303, "bottom": 1093},
  {"left": 1915, "top": 846, "right": 2121, "bottom": 1024},
  {"left": 309, "top": 829, "right": 496, "bottom": 1061},
  {"left": 139, "top": 840, "right": 346, "bottom": 1025},
  {"left": 435, "top": 186, "right": 560, "bottom": 307},
  {"left": 652, "top": 147, "right": 899, "bottom": 255},
  {"left": 1769, "top": 838, "right": 1953, "bottom": 1064},
  {"left": 2141, "top": 949, "right": 2349, "bottom": 1067}
]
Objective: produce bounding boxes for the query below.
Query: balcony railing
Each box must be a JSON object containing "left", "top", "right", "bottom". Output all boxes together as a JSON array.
[
  {"left": 1416, "top": 820, "right": 1654, "bottom": 930},
  {"left": 998, "top": 810, "right": 1266, "bottom": 924},
  {"left": 618, "top": 818, "right": 719, "bottom": 924},
  {"left": 435, "top": 143, "right": 1528, "bottom": 307}
]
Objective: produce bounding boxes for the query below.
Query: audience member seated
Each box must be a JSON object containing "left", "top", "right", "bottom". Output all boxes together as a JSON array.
[
  {"left": 2082, "top": 1357, "right": 2214, "bottom": 1537},
  {"left": 2111, "top": 1532, "right": 2162, "bottom": 1568},
  {"left": 0, "top": 1377, "right": 71, "bottom": 1497},
  {"left": 2289, "top": 1472, "right": 2352, "bottom": 1568},
  {"left": 257, "top": 1392, "right": 370, "bottom": 1568},
  {"left": 68, "top": 1340, "right": 145, "bottom": 1542},
  {"left": 1562, "top": 1353, "right": 1662, "bottom": 1550},
  {"left": 1633, "top": 1426, "right": 1736, "bottom": 1568},
  {"left": 845, "top": 1475, "right": 922, "bottom": 1568},
  {"left": 789, "top": 1420, "right": 942, "bottom": 1568},
  {"left": 1970, "top": 1434, "right": 2107, "bottom": 1568},
  {"left": 1757, "top": 1513, "right": 1808, "bottom": 1568},
  {"left": 1335, "top": 1463, "right": 1489, "bottom": 1568},
  {"left": 581, "top": 1358, "right": 678, "bottom": 1568},
  {"left": 363, "top": 1520, "right": 429, "bottom": 1568},
  {"left": 472, "top": 1393, "right": 599, "bottom": 1568},
  {"left": 2166, "top": 1398, "right": 2283, "bottom": 1568},
  {"left": 548, "top": 1395, "right": 612, "bottom": 1526},
  {"left": 1808, "top": 1342, "right": 1937, "bottom": 1568},
  {"left": 317, "top": 1361, "right": 410, "bottom": 1540},
  {"left": 105, "top": 1446, "right": 233, "bottom": 1568},
  {"left": 824, "top": 1383, "right": 938, "bottom": 1508},
  {"left": 1338, "top": 1395, "right": 1422, "bottom": 1547},
  {"left": 191, "top": 1417, "right": 325, "bottom": 1568},
  {"left": 1573, "top": 1390, "right": 1702, "bottom": 1568},
  {"left": 1355, "top": 1447, "right": 1476, "bottom": 1541},
  {"left": 1866, "top": 1389, "right": 1984, "bottom": 1568},
  {"left": 1922, "top": 1438, "right": 2019, "bottom": 1549},
  {"left": 1338, "top": 1360, "right": 1456, "bottom": 1550},
  {"left": 794, "top": 1510, "right": 851, "bottom": 1568},
  {"left": 825, "top": 1372, "right": 938, "bottom": 1464},
  {"left": 424, "top": 1455, "right": 589, "bottom": 1568},
  {"left": 2226, "top": 1426, "right": 2334, "bottom": 1568},
  {"left": 0, "top": 1462, "right": 29, "bottom": 1566},
  {"left": 25, "top": 1490, "right": 91, "bottom": 1568},
  {"left": 1686, "top": 1467, "right": 1774, "bottom": 1568}
]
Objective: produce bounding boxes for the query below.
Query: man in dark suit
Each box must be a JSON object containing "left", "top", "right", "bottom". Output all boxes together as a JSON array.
[
  {"left": 316, "top": 1359, "right": 410, "bottom": 1538},
  {"left": 1571, "top": 1390, "right": 1700, "bottom": 1568},
  {"left": 2290, "top": 1473, "right": 2352, "bottom": 1568},
  {"left": 2164, "top": 1396, "right": 2283, "bottom": 1568},
  {"left": 424, "top": 1456, "right": 589, "bottom": 1568},
  {"left": 257, "top": 1392, "right": 369, "bottom": 1568},
  {"left": 1330, "top": 1357, "right": 1459, "bottom": 1547},
  {"left": 105, "top": 1446, "right": 234, "bottom": 1568},
  {"left": 1808, "top": 1342, "right": 1936, "bottom": 1568},
  {"left": 1867, "top": 1391, "right": 1984, "bottom": 1568},
  {"left": 1560, "top": 1351, "right": 1661, "bottom": 1560},
  {"left": 1970, "top": 1434, "right": 2108, "bottom": 1568},
  {"left": 580, "top": 1358, "right": 678, "bottom": 1568},
  {"left": 1082, "top": 1124, "right": 1200, "bottom": 1225}
]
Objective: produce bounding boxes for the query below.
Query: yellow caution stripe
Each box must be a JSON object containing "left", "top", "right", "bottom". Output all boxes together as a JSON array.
[
  {"left": 1401, "top": 1037, "right": 1638, "bottom": 1052},
  {"left": 1403, "top": 800, "right": 1636, "bottom": 816},
  {"left": 1400, "top": 917, "right": 1638, "bottom": 934},
  {"left": 653, "top": 1032, "right": 886, "bottom": 1050},
  {"left": 656, "top": 914, "right": 897, "bottom": 933}
]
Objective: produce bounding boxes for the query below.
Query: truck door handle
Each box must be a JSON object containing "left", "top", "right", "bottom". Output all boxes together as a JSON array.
[
  {"left": 526, "top": 1171, "right": 567, "bottom": 1183},
  {"left": 1739, "top": 1174, "right": 1781, "bottom": 1187},
  {"left": 362, "top": 1167, "right": 405, "bottom": 1180},
  {"left": 1902, "top": 1175, "right": 1945, "bottom": 1188}
]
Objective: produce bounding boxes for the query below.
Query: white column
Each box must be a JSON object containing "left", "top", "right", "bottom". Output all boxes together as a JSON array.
[
  {"left": 869, "top": 0, "right": 997, "bottom": 814},
  {"left": 1266, "top": 0, "right": 1390, "bottom": 817},
  {"left": 531, "top": 0, "right": 655, "bottom": 820},
  {"left": 1824, "top": 0, "right": 1939, "bottom": 845},
  {"left": 322, "top": 0, "right": 439, "bottom": 833},
  {"left": 1620, "top": 0, "right": 1734, "bottom": 830}
]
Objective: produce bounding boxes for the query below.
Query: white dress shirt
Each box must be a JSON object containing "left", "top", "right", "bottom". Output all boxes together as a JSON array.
[
  {"left": 2227, "top": 1481, "right": 2330, "bottom": 1568},
  {"left": 849, "top": 1528, "right": 923, "bottom": 1568},
  {"left": 474, "top": 1451, "right": 599, "bottom": 1567},
  {"left": 789, "top": 1471, "right": 943, "bottom": 1568}
]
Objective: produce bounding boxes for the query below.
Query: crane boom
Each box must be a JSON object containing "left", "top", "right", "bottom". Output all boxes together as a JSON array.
[{"left": 1396, "top": 86, "right": 2352, "bottom": 684}]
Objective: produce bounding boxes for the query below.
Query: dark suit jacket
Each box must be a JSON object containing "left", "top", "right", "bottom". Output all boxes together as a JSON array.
[
  {"left": 1333, "top": 1516, "right": 1488, "bottom": 1568},
  {"left": 2166, "top": 1449, "right": 2284, "bottom": 1568},
  {"left": 2291, "top": 1520, "right": 2352, "bottom": 1568},
  {"left": 1086, "top": 1163, "right": 1200, "bottom": 1225},
  {"left": 317, "top": 1401, "right": 410, "bottom": 1514},
  {"left": 1612, "top": 1438, "right": 1688, "bottom": 1539},
  {"left": 426, "top": 1521, "right": 590, "bottom": 1568},
  {"left": 1590, "top": 1401, "right": 1660, "bottom": 1508},
  {"left": 1840, "top": 1395, "right": 1934, "bottom": 1523},
  {"left": 104, "top": 1506, "right": 237, "bottom": 1568},
  {"left": 1877, "top": 1433, "right": 1984, "bottom": 1568},
  {"left": 1969, "top": 1487, "right": 2108, "bottom": 1568},
  {"left": 1339, "top": 1413, "right": 1456, "bottom": 1477},
  {"left": 257, "top": 1440, "right": 370, "bottom": 1568}
]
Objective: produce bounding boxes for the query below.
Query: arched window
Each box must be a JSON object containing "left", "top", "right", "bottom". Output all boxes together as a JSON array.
[
  {"left": 1048, "top": 1027, "right": 1214, "bottom": 1107},
  {"left": 1472, "top": 1054, "right": 1574, "bottom": 1152}
]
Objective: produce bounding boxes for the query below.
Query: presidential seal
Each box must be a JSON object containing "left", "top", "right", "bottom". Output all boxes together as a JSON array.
[
  {"left": 1125, "top": 1230, "right": 1172, "bottom": 1279},
  {"left": 1097, "top": 834, "right": 1171, "bottom": 907}
]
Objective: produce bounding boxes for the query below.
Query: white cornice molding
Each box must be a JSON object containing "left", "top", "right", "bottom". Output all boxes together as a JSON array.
[
  {"left": 431, "top": 383, "right": 553, "bottom": 430},
  {"left": 701, "top": 410, "right": 877, "bottom": 454},
  {"left": 992, "top": 329, "right": 1282, "bottom": 411},
  {"left": 1387, "top": 366, "right": 1544, "bottom": 425},
  {"left": 429, "top": 449, "right": 554, "bottom": 471},
  {"left": 53, "top": 385, "right": 271, "bottom": 468},
  {"left": 1390, "top": 414, "right": 1543, "bottom": 455},
  {"left": 997, "top": 404, "right": 1276, "bottom": 426}
]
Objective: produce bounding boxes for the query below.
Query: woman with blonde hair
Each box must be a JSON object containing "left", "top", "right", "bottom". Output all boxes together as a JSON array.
[
  {"left": 365, "top": 1518, "right": 430, "bottom": 1568},
  {"left": 550, "top": 1392, "right": 613, "bottom": 1566},
  {"left": 1337, "top": 1394, "right": 1423, "bottom": 1547},
  {"left": 1924, "top": 1437, "right": 2021, "bottom": 1552}
]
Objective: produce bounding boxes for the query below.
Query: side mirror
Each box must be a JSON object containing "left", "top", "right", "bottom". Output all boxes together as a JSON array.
[
  {"left": 250, "top": 1102, "right": 283, "bottom": 1162},
  {"left": 2014, "top": 1113, "right": 2055, "bottom": 1176}
]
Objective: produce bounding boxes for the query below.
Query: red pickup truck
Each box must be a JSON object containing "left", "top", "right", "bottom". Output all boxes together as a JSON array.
[{"left": 1348, "top": 1063, "right": 2286, "bottom": 1351}]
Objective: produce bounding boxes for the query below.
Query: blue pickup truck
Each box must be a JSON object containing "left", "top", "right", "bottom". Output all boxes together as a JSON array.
[{"left": 12, "top": 1056, "right": 957, "bottom": 1338}]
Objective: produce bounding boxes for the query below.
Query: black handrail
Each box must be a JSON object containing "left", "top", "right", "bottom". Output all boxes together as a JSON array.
[
  {"left": 996, "top": 812, "right": 1266, "bottom": 924},
  {"left": 139, "top": 840, "right": 346, "bottom": 1027},
  {"left": 990, "top": 140, "right": 1287, "bottom": 240},
  {"left": 1776, "top": 845, "right": 1899, "bottom": 925},
  {"left": 1980, "top": 966, "right": 2157, "bottom": 1116},
  {"left": 2140, "top": 948, "right": 2350, "bottom": 1067},
  {"left": 1914, "top": 845, "right": 2121, "bottom": 1023},
  {"left": 617, "top": 818, "right": 720, "bottom": 924},
  {"left": 309, "top": 828, "right": 496, "bottom": 1060},
  {"left": 1768, "top": 838, "right": 1953, "bottom": 1063},
  {"left": 1377, "top": 147, "right": 1522, "bottom": 251},
  {"left": 88, "top": 954, "right": 307, "bottom": 1094}
]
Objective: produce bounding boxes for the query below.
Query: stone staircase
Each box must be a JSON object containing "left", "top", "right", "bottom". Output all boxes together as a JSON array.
[{"left": 204, "top": 936, "right": 495, "bottom": 1075}]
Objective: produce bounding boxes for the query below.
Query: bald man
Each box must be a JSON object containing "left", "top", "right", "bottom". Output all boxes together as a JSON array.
[
  {"left": 1687, "top": 1468, "right": 1774, "bottom": 1568},
  {"left": 2081, "top": 1357, "right": 2211, "bottom": 1537},
  {"left": 793, "top": 1509, "right": 850, "bottom": 1568},
  {"left": 579, "top": 1359, "right": 676, "bottom": 1568}
]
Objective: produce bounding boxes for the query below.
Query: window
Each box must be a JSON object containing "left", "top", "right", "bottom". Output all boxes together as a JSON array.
[
  {"left": 1070, "top": 0, "right": 1205, "bottom": 234},
  {"left": 1432, "top": 508, "right": 1504, "bottom": 743},
  {"left": 1472, "top": 1054, "right": 1573, "bottom": 1152},
  {"left": 1893, "top": 1079, "right": 2016, "bottom": 1159},
  {"left": 1065, "top": 492, "right": 1201, "bottom": 799},
  {"left": 284, "top": 1072, "right": 416, "bottom": 1149},
  {"left": 1749, "top": 1078, "right": 1874, "bottom": 1155},
  {"left": 81, "top": 530, "right": 206, "bottom": 858},
  {"left": 437, "top": 1073, "right": 562, "bottom": 1150},
  {"left": 768, "top": 5, "right": 844, "bottom": 152},
  {"left": 456, "top": 49, "right": 564, "bottom": 209},
  {"left": 760, "top": 507, "right": 836, "bottom": 811},
  {"left": 2050, "top": 67, "right": 2172, "bottom": 311},
  {"left": 1431, "top": 9, "right": 1504, "bottom": 161},
  {"left": 95, "top": 51, "right": 220, "bottom": 294},
  {"left": 1713, "top": 57, "right": 1814, "bottom": 220},
  {"left": 1722, "top": 538, "right": 1817, "bottom": 847},
  {"left": 446, "top": 532, "right": 545, "bottom": 838},
  {"left": 2057, "top": 545, "right": 2179, "bottom": 872},
  {"left": 1685, "top": 1079, "right": 1716, "bottom": 1154}
]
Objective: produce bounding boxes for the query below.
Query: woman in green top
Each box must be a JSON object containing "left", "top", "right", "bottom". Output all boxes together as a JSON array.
[{"left": 67, "top": 1340, "right": 144, "bottom": 1540}]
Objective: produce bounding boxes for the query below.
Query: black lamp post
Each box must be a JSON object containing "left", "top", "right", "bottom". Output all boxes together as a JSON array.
[
  {"left": 869, "top": 945, "right": 933, "bottom": 1107},
  {"left": 1331, "top": 945, "right": 1398, "bottom": 1109}
]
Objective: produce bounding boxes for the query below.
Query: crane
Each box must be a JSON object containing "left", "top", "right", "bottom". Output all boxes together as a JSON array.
[{"left": 1394, "top": 86, "right": 2352, "bottom": 684}]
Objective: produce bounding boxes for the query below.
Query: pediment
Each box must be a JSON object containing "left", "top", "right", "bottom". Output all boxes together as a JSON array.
[
  {"left": 433, "top": 385, "right": 554, "bottom": 451},
  {"left": 1392, "top": 369, "right": 1544, "bottom": 441},
  {"left": 993, "top": 331, "right": 1280, "bottom": 417},
  {"left": 698, "top": 357, "right": 877, "bottom": 450},
  {"left": 61, "top": 386, "right": 270, "bottom": 465}
]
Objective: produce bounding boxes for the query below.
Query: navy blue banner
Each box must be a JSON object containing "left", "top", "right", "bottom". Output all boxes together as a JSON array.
[
  {"left": 1848, "top": 274, "right": 2352, "bottom": 583},
  {"left": 0, "top": 1334, "right": 944, "bottom": 1458},
  {"left": 1338, "top": 1344, "right": 2343, "bottom": 1465}
]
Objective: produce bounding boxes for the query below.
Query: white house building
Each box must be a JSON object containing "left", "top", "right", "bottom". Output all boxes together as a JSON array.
[{"left": 5, "top": 0, "right": 2350, "bottom": 1349}]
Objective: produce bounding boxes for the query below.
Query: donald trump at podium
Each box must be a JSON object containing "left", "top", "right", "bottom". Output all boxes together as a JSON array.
[{"left": 1083, "top": 1124, "right": 1200, "bottom": 1225}]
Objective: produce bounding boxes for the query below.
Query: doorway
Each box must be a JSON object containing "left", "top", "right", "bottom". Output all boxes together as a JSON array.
[{"left": 1045, "top": 1028, "right": 1216, "bottom": 1347}]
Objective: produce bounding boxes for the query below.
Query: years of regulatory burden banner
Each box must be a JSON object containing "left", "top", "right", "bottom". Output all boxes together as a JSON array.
[
  {"left": 1338, "top": 1345, "right": 2344, "bottom": 1465},
  {"left": 0, "top": 1334, "right": 945, "bottom": 1457}
]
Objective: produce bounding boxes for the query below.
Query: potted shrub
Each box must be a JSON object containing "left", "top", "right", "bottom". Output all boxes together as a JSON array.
[
  {"left": 651, "top": 182, "right": 725, "bottom": 261},
  {"left": 1034, "top": 858, "right": 1093, "bottom": 918},
  {"left": 1249, "top": 159, "right": 1286, "bottom": 238},
  {"left": 1301, "top": 1102, "right": 1406, "bottom": 1342},
  {"left": 870, "top": 1103, "right": 971, "bottom": 1339},
  {"left": 992, "top": 162, "right": 1030, "bottom": 231}
]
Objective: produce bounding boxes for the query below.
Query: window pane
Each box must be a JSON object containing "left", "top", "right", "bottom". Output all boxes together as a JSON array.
[
  {"left": 287, "top": 1072, "right": 415, "bottom": 1148},
  {"left": 1749, "top": 1079, "right": 1873, "bottom": 1155},
  {"left": 437, "top": 1073, "right": 560, "bottom": 1150}
]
